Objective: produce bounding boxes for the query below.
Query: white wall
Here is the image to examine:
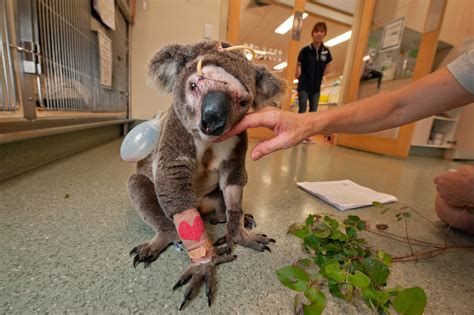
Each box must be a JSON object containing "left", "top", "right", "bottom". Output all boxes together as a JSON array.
[
  {"left": 130, "top": 0, "right": 228, "bottom": 120},
  {"left": 438, "top": 0, "right": 474, "bottom": 66},
  {"left": 372, "top": 0, "right": 429, "bottom": 33}
]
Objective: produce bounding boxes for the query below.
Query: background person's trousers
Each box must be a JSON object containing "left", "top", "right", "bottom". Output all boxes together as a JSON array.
[{"left": 298, "top": 90, "right": 320, "bottom": 113}]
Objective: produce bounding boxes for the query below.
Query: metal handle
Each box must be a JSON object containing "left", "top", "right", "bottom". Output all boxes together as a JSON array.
[{"left": 9, "top": 43, "right": 37, "bottom": 55}]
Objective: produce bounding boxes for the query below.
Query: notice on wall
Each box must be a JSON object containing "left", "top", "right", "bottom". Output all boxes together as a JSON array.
[
  {"left": 98, "top": 30, "right": 112, "bottom": 89},
  {"left": 381, "top": 17, "right": 405, "bottom": 52},
  {"left": 92, "top": 0, "right": 116, "bottom": 30}
]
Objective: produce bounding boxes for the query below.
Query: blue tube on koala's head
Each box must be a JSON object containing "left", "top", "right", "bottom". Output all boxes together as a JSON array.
[{"left": 120, "top": 115, "right": 162, "bottom": 162}]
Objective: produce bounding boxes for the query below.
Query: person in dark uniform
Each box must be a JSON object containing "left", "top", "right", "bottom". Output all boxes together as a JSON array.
[{"left": 296, "top": 22, "right": 333, "bottom": 114}]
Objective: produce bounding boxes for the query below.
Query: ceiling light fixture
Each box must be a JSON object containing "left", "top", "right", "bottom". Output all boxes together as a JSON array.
[
  {"left": 273, "top": 61, "right": 288, "bottom": 70},
  {"left": 325, "top": 30, "right": 352, "bottom": 47},
  {"left": 274, "top": 12, "right": 309, "bottom": 35}
]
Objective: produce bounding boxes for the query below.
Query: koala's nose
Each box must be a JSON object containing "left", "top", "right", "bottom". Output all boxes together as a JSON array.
[{"left": 200, "top": 91, "right": 230, "bottom": 136}]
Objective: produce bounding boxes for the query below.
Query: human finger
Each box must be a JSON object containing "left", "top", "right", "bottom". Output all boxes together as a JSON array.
[
  {"left": 216, "top": 108, "right": 279, "bottom": 142},
  {"left": 251, "top": 134, "right": 294, "bottom": 160}
]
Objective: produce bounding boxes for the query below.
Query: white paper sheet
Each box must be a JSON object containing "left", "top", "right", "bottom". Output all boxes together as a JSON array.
[
  {"left": 93, "top": 0, "right": 115, "bottom": 30},
  {"left": 98, "top": 30, "right": 112, "bottom": 89},
  {"left": 296, "top": 180, "right": 398, "bottom": 211}
]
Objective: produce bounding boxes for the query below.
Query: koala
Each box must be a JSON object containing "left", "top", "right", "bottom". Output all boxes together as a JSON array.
[{"left": 127, "top": 41, "right": 286, "bottom": 310}]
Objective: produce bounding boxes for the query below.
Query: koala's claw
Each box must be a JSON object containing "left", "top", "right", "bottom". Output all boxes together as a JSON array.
[
  {"left": 216, "top": 229, "right": 275, "bottom": 253},
  {"left": 129, "top": 240, "right": 174, "bottom": 268},
  {"left": 214, "top": 245, "right": 232, "bottom": 256},
  {"left": 173, "top": 254, "right": 236, "bottom": 310},
  {"left": 244, "top": 213, "right": 257, "bottom": 229},
  {"left": 213, "top": 236, "right": 227, "bottom": 247},
  {"left": 210, "top": 213, "right": 257, "bottom": 230}
]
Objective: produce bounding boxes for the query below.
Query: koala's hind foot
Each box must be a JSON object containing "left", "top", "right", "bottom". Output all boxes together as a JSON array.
[
  {"left": 210, "top": 213, "right": 257, "bottom": 229},
  {"left": 173, "top": 254, "right": 236, "bottom": 310},
  {"left": 128, "top": 174, "right": 179, "bottom": 268},
  {"left": 214, "top": 210, "right": 275, "bottom": 252}
]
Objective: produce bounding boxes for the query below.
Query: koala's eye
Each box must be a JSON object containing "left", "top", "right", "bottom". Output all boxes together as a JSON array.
[
  {"left": 189, "top": 82, "right": 197, "bottom": 91},
  {"left": 239, "top": 99, "right": 248, "bottom": 107}
]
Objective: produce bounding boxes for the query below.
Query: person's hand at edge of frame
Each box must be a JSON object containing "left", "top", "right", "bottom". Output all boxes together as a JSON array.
[
  {"left": 215, "top": 107, "right": 315, "bottom": 161},
  {"left": 434, "top": 165, "right": 474, "bottom": 208}
]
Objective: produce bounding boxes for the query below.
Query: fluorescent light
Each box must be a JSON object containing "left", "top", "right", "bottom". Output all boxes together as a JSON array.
[
  {"left": 275, "top": 13, "right": 308, "bottom": 35},
  {"left": 325, "top": 30, "right": 352, "bottom": 47},
  {"left": 363, "top": 55, "right": 370, "bottom": 61},
  {"left": 273, "top": 61, "right": 288, "bottom": 70}
]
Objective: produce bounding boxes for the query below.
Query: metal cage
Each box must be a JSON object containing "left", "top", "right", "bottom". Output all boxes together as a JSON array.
[{"left": 0, "top": 0, "right": 129, "bottom": 115}]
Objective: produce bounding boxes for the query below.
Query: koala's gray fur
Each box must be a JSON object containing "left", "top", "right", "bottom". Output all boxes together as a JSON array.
[{"left": 127, "top": 41, "right": 286, "bottom": 309}]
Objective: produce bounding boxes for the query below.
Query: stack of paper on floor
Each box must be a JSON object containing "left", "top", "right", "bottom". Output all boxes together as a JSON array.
[{"left": 296, "top": 179, "right": 398, "bottom": 211}]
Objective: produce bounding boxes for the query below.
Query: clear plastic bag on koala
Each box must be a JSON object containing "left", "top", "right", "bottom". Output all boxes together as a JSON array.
[{"left": 120, "top": 113, "right": 164, "bottom": 162}]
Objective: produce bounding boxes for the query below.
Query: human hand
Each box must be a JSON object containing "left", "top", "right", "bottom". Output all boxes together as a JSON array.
[
  {"left": 434, "top": 165, "right": 474, "bottom": 208},
  {"left": 217, "top": 107, "right": 316, "bottom": 160}
]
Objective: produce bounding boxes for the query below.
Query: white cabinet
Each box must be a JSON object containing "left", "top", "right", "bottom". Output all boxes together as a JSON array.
[
  {"left": 411, "top": 105, "right": 474, "bottom": 160},
  {"left": 411, "top": 108, "right": 462, "bottom": 149}
]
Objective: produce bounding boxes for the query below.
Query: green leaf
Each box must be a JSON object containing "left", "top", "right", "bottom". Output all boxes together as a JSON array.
[
  {"left": 378, "top": 290, "right": 389, "bottom": 305},
  {"left": 362, "top": 258, "right": 390, "bottom": 287},
  {"left": 296, "top": 258, "right": 312, "bottom": 267},
  {"left": 313, "top": 225, "right": 331, "bottom": 238},
  {"left": 356, "top": 220, "right": 367, "bottom": 231},
  {"left": 377, "top": 250, "right": 392, "bottom": 266},
  {"left": 323, "top": 261, "right": 345, "bottom": 282},
  {"left": 288, "top": 223, "right": 310, "bottom": 238},
  {"left": 315, "top": 254, "right": 327, "bottom": 266},
  {"left": 303, "top": 288, "right": 326, "bottom": 315},
  {"left": 304, "top": 287, "right": 325, "bottom": 304},
  {"left": 306, "top": 214, "right": 316, "bottom": 226},
  {"left": 346, "top": 226, "right": 357, "bottom": 238},
  {"left": 393, "top": 287, "right": 427, "bottom": 315},
  {"left": 328, "top": 280, "right": 344, "bottom": 299},
  {"left": 372, "top": 201, "right": 384, "bottom": 207},
  {"left": 342, "top": 247, "right": 358, "bottom": 258},
  {"left": 347, "top": 271, "right": 371, "bottom": 288},
  {"left": 276, "top": 266, "right": 309, "bottom": 292},
  {"left": 361, "top": 287, "right": 377, "bottom": 301},
  {"left": 340, "top": 283, "right": 354, "bottom": 301},
  {"left": 304, "top": 234, "right": 320, "bottom": 249},
  {"left": 347, "top": 215, "right": 360, "bottom": 221},
  {"left": 324, "top": 216, "right": 339, "bottom": 228},
  {"left": 330, "top": 229, "right": 342, "bottom": 240},
  {"left": 387, "top": 286, "right": 402, "bottom": 297}
]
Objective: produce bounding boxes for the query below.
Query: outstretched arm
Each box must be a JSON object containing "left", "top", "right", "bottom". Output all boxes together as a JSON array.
[{"left": 218, "top": 67, "right": 474, "bottom": 160}]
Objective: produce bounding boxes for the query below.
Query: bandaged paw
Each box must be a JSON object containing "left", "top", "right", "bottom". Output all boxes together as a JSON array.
[{"left": 173, "top": 208, "right": 215, "bottom": 264}]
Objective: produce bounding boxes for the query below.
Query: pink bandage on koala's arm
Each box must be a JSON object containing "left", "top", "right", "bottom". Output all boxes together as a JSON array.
[{"left": 173, "top": 208, "right": 215, "bottom": 264}]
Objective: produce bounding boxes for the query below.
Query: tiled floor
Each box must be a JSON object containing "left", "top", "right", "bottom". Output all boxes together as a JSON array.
[{"left": 1, "top": 138, "right": 473, "bottom": 314}]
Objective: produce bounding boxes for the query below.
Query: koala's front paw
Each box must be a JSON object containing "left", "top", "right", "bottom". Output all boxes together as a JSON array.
[
  {"left": 173, "top": 254, "right": 236, "bottom": 310},
  {"left": 130, "top": 231, "right": 179, "bottom": 268},
  {"left": 214, "top": 226, "right": 275, "bottom": 253},
  {"left": 210, "top": 212, "right": 257, "bottom": 229}
]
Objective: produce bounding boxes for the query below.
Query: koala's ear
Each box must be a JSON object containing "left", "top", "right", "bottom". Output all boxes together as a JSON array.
[
  {"left": 254, "top": 65, "right": 287, "bottom": 109},
  {"left": 147, "top": 44, "right": 193, "bottom": 93}
]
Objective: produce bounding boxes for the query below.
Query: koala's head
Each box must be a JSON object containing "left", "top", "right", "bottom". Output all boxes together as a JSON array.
[{"left": 148, "top": 41, "right": 287, "bottom": 141}]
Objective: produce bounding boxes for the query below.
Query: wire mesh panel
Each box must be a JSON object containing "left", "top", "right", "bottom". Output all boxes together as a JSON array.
[
  {"left": 0, "top": 0, "right": 18, "bottom": 112},
  {"left": 37, "top": 0, "right": 128, "bottom": 112}
]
